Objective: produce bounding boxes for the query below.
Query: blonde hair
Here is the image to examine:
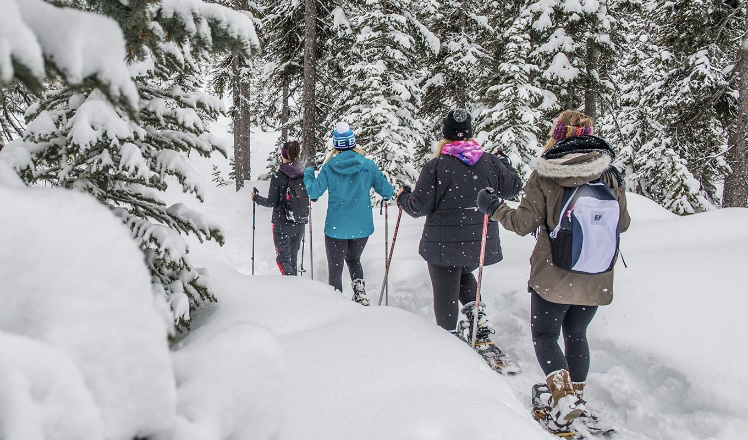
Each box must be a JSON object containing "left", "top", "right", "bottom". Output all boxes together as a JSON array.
[
  {"left": 323, "top": 147, "right": 367, "bottom": 164},
  {"left": 544, "top": 110, "right": 594, "bottom": 151},
  {"left": 431, "top": 138, "right": 475, "bottom": 158}
]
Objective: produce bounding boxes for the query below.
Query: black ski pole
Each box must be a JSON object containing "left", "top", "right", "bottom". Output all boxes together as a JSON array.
[
  {"left": 471, "top": 212, "right": 489, "bottom": 348},
  {"left": 378, "top": 206, "right": 402, "bottom": 306},
  {"left": 300, "top": 229, "right": 306, "bottom": 276},
  {"left": 252, "top": 187, "right": 257, "bottom": 275}
]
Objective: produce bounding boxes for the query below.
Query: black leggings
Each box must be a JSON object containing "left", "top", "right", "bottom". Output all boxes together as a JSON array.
[
  {"left": 325, "top": 235, "right": 368, "bottom": 292},
  {"left": 427, "top": 263, "right": 478, "bottom": 331},
  {"left": 531, "top": 289, "right": 598, "bottom": 382}
]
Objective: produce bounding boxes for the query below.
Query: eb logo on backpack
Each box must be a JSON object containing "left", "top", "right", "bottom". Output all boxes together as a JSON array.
[
  {"left": 549, "top": 181, "right": 620, "bottom": 274},
  {"left": 284, "top": 177, "right": 310, "bottom": 223}
]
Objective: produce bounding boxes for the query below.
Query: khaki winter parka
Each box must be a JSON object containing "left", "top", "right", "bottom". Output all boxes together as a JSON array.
[{"left": 491, "top": 136, "right": 631, "bottom": 306}]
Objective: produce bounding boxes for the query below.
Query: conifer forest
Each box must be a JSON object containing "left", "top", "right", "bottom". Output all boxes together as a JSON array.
[{"left": 1, "top": 0, "right": 746, "bottom": 326}]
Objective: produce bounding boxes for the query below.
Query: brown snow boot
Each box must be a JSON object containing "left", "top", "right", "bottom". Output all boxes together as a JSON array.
[{"left": 546, "top": 370, "right": 585, "bottom": 425}]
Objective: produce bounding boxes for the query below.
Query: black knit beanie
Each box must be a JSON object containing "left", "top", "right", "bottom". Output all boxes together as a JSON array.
[{"left": 442, "top": 108, "right": 473, "bottom": 141}]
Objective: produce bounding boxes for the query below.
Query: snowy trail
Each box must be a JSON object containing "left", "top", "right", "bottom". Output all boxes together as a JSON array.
[{"left": 175, "top": 128, "right": 748, "bottom": 440}]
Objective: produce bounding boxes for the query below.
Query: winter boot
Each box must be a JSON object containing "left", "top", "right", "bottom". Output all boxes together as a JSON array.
[
  {"left": 546, "top": 370, "right": 585, "bottom": 426},
  {"left": 351, "top": 279, "right": 370, "bottom": 306},
  {"left": 460, "top": 301, "right": 495, "bottom": 343}
]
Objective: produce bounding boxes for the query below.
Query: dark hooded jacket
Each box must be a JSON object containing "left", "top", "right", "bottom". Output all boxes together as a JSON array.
[
  {"left": 398, "top": 141, "right": 521, "bottom": 266},
  {"left": 491, "top": 135, "right": 631, "bottom": 306},
  {"left": 255, "top": 162, "right": 306, "bottom": 224}
]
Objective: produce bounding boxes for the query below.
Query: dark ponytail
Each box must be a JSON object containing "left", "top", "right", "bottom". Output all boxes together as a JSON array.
[{"left": 283, "top": 140, "right": 301, "bottom": 162}]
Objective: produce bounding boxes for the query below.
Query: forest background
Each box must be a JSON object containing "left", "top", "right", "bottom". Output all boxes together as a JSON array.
[{"left": 1, "top": 0, "right": 746, "bottom": 328}]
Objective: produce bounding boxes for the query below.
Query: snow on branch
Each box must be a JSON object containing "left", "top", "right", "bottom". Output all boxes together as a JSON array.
[{"left": 0, "top": 0, "right": 139, "bottom": 111}]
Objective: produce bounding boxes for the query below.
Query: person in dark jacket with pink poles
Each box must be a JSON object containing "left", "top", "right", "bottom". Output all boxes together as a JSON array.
[
  {"left": 396, "top": 108, "right": 521, "bottom": 340},
  {"left": 252, "top": 140, "right": 307, "bottom": 275}
]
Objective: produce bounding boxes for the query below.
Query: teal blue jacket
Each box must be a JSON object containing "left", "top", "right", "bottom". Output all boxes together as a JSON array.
[{"left": 304, "top": 150, "right": 394, "bottom": 239}]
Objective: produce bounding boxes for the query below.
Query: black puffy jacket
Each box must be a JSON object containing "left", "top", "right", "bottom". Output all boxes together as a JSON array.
[{"left": 398, "top": 149, "right": 521, "bottom": 266}]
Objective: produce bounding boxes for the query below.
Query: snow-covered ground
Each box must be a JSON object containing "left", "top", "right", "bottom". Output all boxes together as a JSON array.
[{"left": 1, "top": 118, "right": 747, "bottom": 439}]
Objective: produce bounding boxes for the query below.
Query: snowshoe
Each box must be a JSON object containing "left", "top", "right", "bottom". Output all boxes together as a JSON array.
[
  {"left": 531, "top": 383, "right": 579, "bottom": 438},
  {"left": 531, "top": 383, "right": 615, "bottom": 439},
  {"left": 455, "top": 302, "right": 521, "bottom": 375},
  {"left": 572, "top": 410, "right": 616, "bottom": 437}
]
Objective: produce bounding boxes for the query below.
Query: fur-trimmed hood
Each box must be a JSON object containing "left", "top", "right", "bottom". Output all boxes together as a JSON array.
[{"left": 532, "top": 135, "right": 615, "bottom": 187}]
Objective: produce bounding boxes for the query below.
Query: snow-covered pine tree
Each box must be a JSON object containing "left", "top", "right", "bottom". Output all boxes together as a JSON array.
[
  {"left": 333, "top": 0, "right": 439, "bottom": 185},
  {"left": 209, "top": 0, "right": 260, "bottom": 190},
  {"left": 593, "top": 0, "right": 648, "bottom": 189},
  {"left": 257, "top": 0, "right": 305, "bottom": 139},
  {"left": 316, "top": 2, "right": 356, "bottom": 158},
  {"left": 632, "top": 0, "right": 741, "bottom": 213},
  {"left": 522, "top": 0, "right": 620, "bottom": 122},
  {"left": 11, "top": 0, "right": 259, "bottom": 329},
  {"left": 252, "top": 0, "right": 306, "bottom": 174},
  {"left": 421, "top": 0, "right": 493, "bottom": 137},
  {"left": 475, "top": 3, "right": 549, "bottom": 181}
]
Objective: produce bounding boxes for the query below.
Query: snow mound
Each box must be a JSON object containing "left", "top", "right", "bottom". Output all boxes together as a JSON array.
[
  {"left": 178, "top": 274, "right": 550, "bottom": 440},
  {"left": 0, "top": 186, "right": 175, "bottom": 439}
]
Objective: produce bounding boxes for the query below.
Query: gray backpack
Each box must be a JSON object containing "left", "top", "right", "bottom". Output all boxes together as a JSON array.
[{"left": 549, "top": 181, "right": 620, "bottom": 274}]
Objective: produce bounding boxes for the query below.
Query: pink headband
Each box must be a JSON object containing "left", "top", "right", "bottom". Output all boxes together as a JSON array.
[{"left": 551, "top": 121, "right": 594, "bottom": 141}]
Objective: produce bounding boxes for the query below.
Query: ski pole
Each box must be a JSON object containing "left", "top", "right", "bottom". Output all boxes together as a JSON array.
[
  {"left": 378, "top": 206, "right": 403, "bottom": 306},
  {"left": 471, "top": 212, "right": 489, "bottom": 348},
  {"left": 300, "top": 228, "right": 306, "bottom": 276},
  {"left": 252, "top": 188, "right": 257, "bottom": 275},
  {"left": 383, "top": 201, "right": 389, "bottom": 304},
  {"left": 308, "top": 197, "right": 314, "bottom": 280}
]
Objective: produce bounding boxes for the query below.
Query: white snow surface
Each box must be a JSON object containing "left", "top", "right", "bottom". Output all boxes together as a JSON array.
[
  {"left": 0, "top": 186, "right": 176, "bottom": 440},
  {"left": 0, "top": 120, "right": 746, "bottom": 439}
]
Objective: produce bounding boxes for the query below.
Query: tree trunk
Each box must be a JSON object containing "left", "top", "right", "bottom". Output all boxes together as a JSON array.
[
  {"left": 301, "top": 0, "right": 317, "bottom": 160},
  {"left": 281, "top": 78, "right": 289, "bottom": 142},
  {"left": 584, "top": 41, "right": 598, "bottom": 119},
  {"left": 456, "top": 1, "right": 467, "bottom": 108},
  {"left": 723, "top": 6, "right": 748, "bottom": 207},
  {"left": 232, "top": 0, "right": 251, "bottom": 191}
]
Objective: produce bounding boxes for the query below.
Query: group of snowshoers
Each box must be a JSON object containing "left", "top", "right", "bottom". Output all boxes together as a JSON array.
[{"left": 252, "top": 109, "right": 631, "bottom": 437}]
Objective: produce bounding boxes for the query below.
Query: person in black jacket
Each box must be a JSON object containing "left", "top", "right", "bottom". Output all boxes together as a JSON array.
[
  {"left": 397, "top": 109, "right": 521, "bottom": 340},
  {"left": 252, "top": 140, "right": 307, "bottom": 275}
]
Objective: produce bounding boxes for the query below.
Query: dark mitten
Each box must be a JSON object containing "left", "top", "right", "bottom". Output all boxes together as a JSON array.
[
  {"left": 396, "top": 185, "right": 412, "bottom": 206},
  {"left": 476, "top": 187, "right": 504, "bottom": 217},
  {"left": 304, "top": 158, "right": 316, "bottom": 170}
]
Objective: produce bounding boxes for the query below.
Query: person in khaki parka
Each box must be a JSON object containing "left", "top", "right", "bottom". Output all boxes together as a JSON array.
[{"left": 475, "top": 110, "right": 631, "bottom": 431}]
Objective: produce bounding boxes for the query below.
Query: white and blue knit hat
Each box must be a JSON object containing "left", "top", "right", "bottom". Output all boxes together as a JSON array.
[{"left": 332, "top": 121, "right": 356, "bottom": 150}]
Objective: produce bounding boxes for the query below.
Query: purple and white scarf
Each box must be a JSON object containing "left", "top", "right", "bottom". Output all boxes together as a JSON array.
[{"left": 441, "top": 139, "right": 484, "bottom": 166}]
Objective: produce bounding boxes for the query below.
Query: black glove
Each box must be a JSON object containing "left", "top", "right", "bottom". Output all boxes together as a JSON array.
[
  {"left": 492, "top": 149, "right": 513, "bottom": 167},
  {"left": 251, "top": 187, "right": 258, "bottom": 201},
  {"left": 304, "top": 158, "right": 316, "bottom": 170},
  {"left": 476, "top": 187, "right": 504, "bottom": 217},
  {"left": 396, "top": 185, "right": 412, "bottom": 205}
]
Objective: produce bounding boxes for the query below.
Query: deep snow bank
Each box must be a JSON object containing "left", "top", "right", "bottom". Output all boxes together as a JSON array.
[{"left": 179, "top": 273, "right": 551, "bottom": 440}]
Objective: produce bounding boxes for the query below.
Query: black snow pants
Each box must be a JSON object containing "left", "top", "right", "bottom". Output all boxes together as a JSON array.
[{"left": 273, "top": 222, "right": 305, "bottom": 275}]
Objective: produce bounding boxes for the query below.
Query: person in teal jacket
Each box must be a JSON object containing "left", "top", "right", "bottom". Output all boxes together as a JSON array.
[{"left": 304, "top": 121, "right": 394, "bottom": 306}]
